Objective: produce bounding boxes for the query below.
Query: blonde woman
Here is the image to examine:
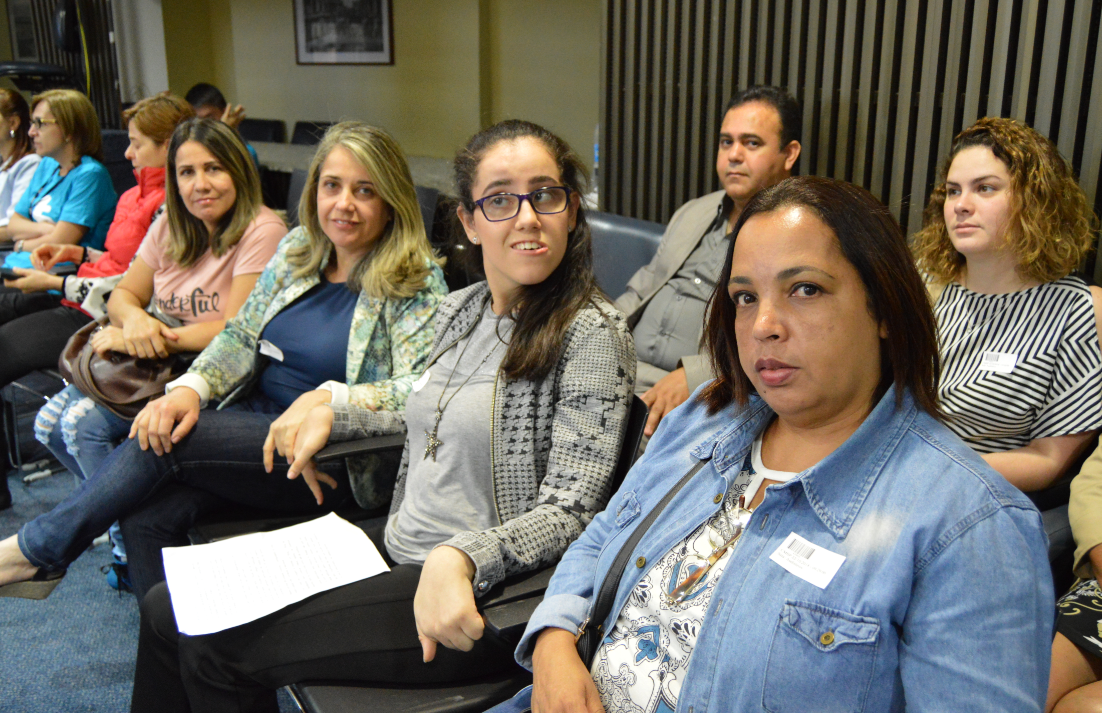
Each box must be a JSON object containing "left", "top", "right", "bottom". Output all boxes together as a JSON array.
[
  {"left": 0, "top": 122, "right": 446, "bottom": 600},
  {"left": 6, "top": 88, "right": 116, "bottom": 253},
  {"left": 912, "top": 117, "right": 1102, "bottom": 494}
]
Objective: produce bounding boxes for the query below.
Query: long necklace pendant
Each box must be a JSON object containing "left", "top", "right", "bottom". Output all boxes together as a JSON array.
[{"left": 423, "top": 410, "right": 443, "bottom": 461}]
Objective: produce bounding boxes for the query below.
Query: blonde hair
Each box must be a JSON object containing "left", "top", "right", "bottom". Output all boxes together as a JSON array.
[
  {"left": 31, "top": 89, "right": 102, "bottom": 161},
  {"left": 122, "top": 94, "right": 195, "bottom": 145},
  {"left": 912, "top": 117, "right": 1097, "bottom": 285},
  {"left": 164, "top": 118, "right": 266, "bottom": 268},
  {"left": 290, "top": 122, "right": 440, "bottom": 299}
]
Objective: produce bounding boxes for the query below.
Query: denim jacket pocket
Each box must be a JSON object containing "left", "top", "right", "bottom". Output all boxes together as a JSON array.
[
  {"left": 762, "top": 601, "right": 880, "bottom": 713},
  {"left": 615, "top": 490, "right": 641, "bottom": 527}
]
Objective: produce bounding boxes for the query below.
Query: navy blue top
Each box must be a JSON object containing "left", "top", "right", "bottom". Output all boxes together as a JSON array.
[{"left": 258, "top": 276, "right": 358, "bottom": 409}]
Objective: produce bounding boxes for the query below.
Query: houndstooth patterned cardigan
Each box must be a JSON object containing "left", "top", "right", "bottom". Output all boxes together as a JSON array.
[{"left": 329, "top": 281, "right": 636, "bottom": 593}]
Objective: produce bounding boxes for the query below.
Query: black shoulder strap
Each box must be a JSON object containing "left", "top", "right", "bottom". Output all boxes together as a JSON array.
[{"left": 576, "top": 459, "right": 707, "bottom": 663}]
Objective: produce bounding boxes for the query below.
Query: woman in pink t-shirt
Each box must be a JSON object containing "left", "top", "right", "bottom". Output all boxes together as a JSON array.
[{"left": 32, "top": 118, "right": 285, "bottom": 584}]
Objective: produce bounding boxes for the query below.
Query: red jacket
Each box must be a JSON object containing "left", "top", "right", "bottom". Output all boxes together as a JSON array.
[{"left": 77, "top": 166, "right": 166, "bottom": 280}]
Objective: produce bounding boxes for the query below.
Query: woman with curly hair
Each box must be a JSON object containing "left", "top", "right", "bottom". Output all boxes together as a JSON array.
[{"left": 912, "top": 116, "right": 1102, "bottom": 494}]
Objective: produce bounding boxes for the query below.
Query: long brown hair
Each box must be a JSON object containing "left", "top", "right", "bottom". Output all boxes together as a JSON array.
[
  {"left": 454, "top": 120, "right": 599, "bottom": 381},
  {"left": 0, "top": 88, "right": 32, "bottom": 167},
  {"left": 164, "top": 118, "right": 265, "bottom": 268},
  {"left": 701, "top": 176, "right": 941, "bottom": 418}
]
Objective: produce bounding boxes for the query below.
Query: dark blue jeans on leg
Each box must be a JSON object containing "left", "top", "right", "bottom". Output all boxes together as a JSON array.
[{"left": 18, "top": 396, "right": 351, "bottom": 585}]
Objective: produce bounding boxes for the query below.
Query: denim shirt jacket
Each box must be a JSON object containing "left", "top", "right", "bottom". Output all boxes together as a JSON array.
[
  {"left": 517, "top": 387, "right": 1053, "bottom": 712},
  {"left": 186, "top": 227, "right": 448, "bottom": 507}
]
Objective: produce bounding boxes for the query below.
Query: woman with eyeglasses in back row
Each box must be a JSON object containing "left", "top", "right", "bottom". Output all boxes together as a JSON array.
[
  {"left": 125, "top": 119, "right": 636, "bottom": 713},
  {"left": 3, "top": 88, "right": 117, "bottom": 254}
]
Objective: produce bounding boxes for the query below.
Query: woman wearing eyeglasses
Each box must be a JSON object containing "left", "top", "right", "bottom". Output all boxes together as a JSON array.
[
  {"left": 505, "top": 177, "right": 1051, "bottom": 713},
  {"left": 4, "top": 89, "right": 117, "bottom": 254},
  {"left": 124, "top": 119, "right": 636, "bottom": 712}
]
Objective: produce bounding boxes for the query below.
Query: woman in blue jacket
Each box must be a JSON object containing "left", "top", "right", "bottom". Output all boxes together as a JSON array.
[{"left": 517, "top": 176, "right": 1053, "bottom": 713}]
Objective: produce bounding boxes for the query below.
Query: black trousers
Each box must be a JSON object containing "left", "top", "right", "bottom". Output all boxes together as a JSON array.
[
  {"left": 0, "top": 291, "right": 88, "bottom": 386},
  {"left": 130, "top": 521, "right": 517, "bottom": 713},
  {"left": 0, "top": 291, "right": 91, "bottom": 474}
]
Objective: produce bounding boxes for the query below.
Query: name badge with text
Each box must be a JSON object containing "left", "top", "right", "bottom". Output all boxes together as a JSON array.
[
  {"left": 979, "top": 351, "right": 1017, "bottom": 374},
  {"left": 769, "top": 533, "right": 846, "bottom": 589}
]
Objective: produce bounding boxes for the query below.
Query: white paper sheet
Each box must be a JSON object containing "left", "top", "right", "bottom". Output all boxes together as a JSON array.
[{"left": 163, "top": 512, "right": 390, "bottom": 636}]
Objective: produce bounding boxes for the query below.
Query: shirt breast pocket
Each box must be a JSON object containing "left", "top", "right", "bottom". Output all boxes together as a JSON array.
[
  {"left": 615, "top": 490, "right": 640, "bottom": 527},
  {"left": 762, "top": 601, "right": 880, "bottom": 713}
]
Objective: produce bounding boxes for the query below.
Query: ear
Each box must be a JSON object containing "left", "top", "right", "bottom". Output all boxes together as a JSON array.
[
  {"left": 879, "top": 320, "right": 889, "bottom": 339},
  {"left": 8, "top": 115, "right": 18, "bottom": 134},
  {"left": 456, "top": 204, "right": 478, "bottom": 244},
  {"left": 567, "top": 189, "right": 581, "bottom": 232},
  {"left": 782, "top": 140, "right": 801, "bottom": 172}
]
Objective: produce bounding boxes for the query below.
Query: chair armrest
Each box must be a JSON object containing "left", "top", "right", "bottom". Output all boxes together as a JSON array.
[
  {"left": 479, "top": 566, "right": 556, "bottom": 644},
  {"left": 314, "top": 429, "right": 408, "bottom": 463}
]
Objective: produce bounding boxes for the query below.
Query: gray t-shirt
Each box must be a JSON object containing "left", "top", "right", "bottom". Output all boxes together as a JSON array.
[
  {"left": 632, "top": 215, "right": 729, "bottom": 371},
  {"left": 385, "top": 301, "right": 512, "bottom": 564}
]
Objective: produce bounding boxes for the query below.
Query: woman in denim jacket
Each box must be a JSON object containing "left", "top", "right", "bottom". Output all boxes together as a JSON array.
[
  {"left": 516, "top": 177, "right": 1052, "bottom": 713},
  {"left": 0, "top": 123, "right": 446, "bottom": 600}
]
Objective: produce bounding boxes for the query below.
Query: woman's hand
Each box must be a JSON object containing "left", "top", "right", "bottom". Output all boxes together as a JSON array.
[
  {"left": 121, "top": 311, "right": 179, "bottom": 359},
  {"left": 263, "top": 389, "right": 333, "bottom": 466},
  {"left": 413, "top": 546, "right": 483, "bottom": 662},
  {"left": 531, "top": 628, "right": 606, "bottom": 713},
  {"left": 89, "top": 325, "right": 128, "bottom": 356},
  {"left": 3, "top": 268, "right": 63, "bottom": 293},
  {"left": 272, "top": 402, "right": 339, "bottom": 505},
  {"left": 31, "top": 244, "right": 82, "bottom": 270},
  {"left": 128, "top": 386, "right": 201, "bottom": 455}
]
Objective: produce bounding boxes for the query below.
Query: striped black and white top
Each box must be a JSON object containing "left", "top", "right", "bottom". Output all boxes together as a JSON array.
[{"left": 935, "top": 276, "right": 1102, "bottom": 453}]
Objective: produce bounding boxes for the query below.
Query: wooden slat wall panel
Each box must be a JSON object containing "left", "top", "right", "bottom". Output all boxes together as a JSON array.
[{"left": 600, "top": 0, "right": 1102, "bottom": 277}]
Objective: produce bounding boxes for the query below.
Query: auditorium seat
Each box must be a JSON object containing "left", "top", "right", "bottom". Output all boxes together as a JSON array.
[
  {"left": 238, "top": 118, "right": 287, "bottom": 144},
  {"left": 587, "top": 211, "right": 663, "bottom": 297}
]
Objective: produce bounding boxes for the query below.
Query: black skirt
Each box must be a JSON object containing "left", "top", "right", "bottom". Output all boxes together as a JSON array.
[{"left": 1056, "top": 578, "right": 1102, "bottom": 660}]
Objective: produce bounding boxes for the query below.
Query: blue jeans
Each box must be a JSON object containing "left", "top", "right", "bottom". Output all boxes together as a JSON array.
[
  {"left": 36, "top": 384, "right": 132, "bottom": 560},
  {"left": 19, "top": 393, "right": 352, "bottom": 591}
]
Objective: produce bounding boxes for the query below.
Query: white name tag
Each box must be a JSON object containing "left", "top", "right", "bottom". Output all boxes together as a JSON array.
[
  {"left": 412, "top": 370, "right": 431, "bottom": 392},
  {"left": 258, "top": 339, "right": 284, "bottom": 362},
  {"left": 769, "top": 533, "right": 846, "bottom": 589},
  {"left": 979, "top": 351, "right": 1017, "bottom": 374}
]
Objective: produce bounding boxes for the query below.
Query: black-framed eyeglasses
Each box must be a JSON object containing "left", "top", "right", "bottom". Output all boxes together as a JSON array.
[
  {"left": 30, "top": 118, "right": 58, "bottom": 130},
  {"left": 473, "top": 186, "right": 572, "bottom": 222}
]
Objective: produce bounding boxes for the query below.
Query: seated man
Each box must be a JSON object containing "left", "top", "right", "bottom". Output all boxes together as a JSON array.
[
  {"left": 616, "top": 85, "right": 801, "bottom": 437},
  {"left": 184, "top": 82, "right": 257, "bottom": 166}
]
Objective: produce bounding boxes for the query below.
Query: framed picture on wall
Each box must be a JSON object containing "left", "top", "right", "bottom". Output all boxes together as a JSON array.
[{"left": 294, "top": 0, "right": 393, "bottom": 65}]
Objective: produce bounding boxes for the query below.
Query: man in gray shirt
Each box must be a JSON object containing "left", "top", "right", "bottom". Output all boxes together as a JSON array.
[{"left": 615, "top": 86, "right": 802, "bottom": 437}]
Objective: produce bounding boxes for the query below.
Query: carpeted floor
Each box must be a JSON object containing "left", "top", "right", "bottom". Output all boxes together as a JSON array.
[
  {"left": 0, "top": 468, "right": 138, "bottom": 713},
  {"left": 0, "top": 469, "right": 299, "bottom": 713}
]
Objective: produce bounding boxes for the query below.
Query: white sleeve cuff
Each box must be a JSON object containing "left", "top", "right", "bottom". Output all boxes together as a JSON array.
[
  {"left": 317, "top": 380, "right": 349, "bottom": 406},
  {"left": 166, "top": 373, "right": 211, "bottom": 408}
]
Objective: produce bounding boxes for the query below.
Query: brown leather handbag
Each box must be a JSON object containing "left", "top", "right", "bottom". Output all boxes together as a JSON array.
[{"left": 58, "top": 318, "right": 198, "bottom": 420}]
